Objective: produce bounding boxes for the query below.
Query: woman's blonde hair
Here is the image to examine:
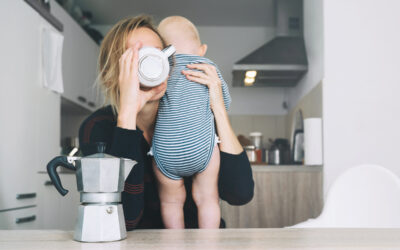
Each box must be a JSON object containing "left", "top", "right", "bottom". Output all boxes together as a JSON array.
[{"left": 97, "top": 15, "right": 166, "bottom": 114}]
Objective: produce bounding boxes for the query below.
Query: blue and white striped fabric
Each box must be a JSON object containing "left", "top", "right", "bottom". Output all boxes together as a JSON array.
[{"left": 151, "top": 54, "right": 231, "bottom": 180}]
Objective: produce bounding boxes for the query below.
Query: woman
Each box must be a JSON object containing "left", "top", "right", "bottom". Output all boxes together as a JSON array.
[{"left": 79, "top": 15, "right": 254, "bottom": 230}]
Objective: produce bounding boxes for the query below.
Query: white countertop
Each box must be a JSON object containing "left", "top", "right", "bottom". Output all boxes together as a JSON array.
[{"left": 1, "top": 228, "right": 399, "bottom": 250}]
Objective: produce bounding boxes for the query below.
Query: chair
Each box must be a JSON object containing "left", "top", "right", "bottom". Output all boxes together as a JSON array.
[{"left": 291, "top": 164, "right": 400, "bottom": 228}]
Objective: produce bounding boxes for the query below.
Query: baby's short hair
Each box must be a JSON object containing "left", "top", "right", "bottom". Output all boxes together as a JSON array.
[{"left": 158, "top": 16, "right": 201, "bottom": 46}]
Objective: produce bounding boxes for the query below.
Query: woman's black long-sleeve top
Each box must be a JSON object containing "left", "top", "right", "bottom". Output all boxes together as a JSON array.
[{"left": 79, "top": 105, "right": 254, "bottom": 230}]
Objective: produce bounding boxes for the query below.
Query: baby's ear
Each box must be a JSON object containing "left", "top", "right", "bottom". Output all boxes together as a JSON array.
[{"left": 199, "top": 44, "right": 208, "bottom": 57}]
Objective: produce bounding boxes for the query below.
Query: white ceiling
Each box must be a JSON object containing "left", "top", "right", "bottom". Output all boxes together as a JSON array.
[{"left": 75, "top": 0, "right": 275, "bottom": 27}]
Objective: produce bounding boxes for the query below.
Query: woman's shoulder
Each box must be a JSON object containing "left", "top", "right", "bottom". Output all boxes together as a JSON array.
[
  {"left": 79, "top": 105, "right": 117, "bottom": 145},
  {"left": 86, "top": 105, "right": 115, "bottom": 119},
  {"left": 82, "top": 105, "right": 116, "bottom": 125}
]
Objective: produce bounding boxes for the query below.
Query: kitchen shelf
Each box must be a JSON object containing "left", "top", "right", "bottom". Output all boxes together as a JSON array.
[
  {"left": 24, "top": 0, "right": 63, "bottom": 32},
  {"left": 53, "top": 0, "right": 101, "bottom": 45}
]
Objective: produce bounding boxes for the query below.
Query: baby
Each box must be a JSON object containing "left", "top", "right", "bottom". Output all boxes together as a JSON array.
[{"left": 150, "top": 16, "right": 231, "bottom": 228}]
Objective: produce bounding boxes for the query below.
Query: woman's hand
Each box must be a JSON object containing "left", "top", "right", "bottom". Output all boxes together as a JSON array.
[
  {"left": 182, "top": 63, "right": 243, "bottom": 154},
  {"left": 117, "top": 42, "right": 165, "bottom": 129},
  {"left": 182, "top": 63, "right": 225, "bottom": 113}
]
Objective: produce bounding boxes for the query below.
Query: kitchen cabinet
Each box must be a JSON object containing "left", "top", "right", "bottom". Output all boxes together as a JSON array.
[
  {"left": 36, "top": 173, "right": 79, "bottom": 230},
  {"left": 0, "top": 207, "right": 38, "bottom": 230},
  {"left": 220, "top": 165, "right": 323, "bottom": 228},
  {"left": 0, "top": 0, "right": 60, "bottom": 220},
  {"left": 50, "top": 0, "right": 102, "bottom": 111}
]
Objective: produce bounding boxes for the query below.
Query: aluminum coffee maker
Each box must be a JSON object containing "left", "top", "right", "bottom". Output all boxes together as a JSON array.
[{"left": 46, "top": 143, "right": 136, "bottom": 242}]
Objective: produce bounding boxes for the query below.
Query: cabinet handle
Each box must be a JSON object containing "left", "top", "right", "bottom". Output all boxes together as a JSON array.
[
  {"left": 15, "top": 215, "right": 36, "bottom": 224},
  {"left": 44, "top": 180, "right": 53, "bottom": 186},
  {"left": 77, "top": 96, "right": 87, "bottom": 103},
  {"left": 88, "top": 102, "right": 95, "bottom": 108},
  {"left": 16, "top": 193, "right": 37, "bottom": 199}
]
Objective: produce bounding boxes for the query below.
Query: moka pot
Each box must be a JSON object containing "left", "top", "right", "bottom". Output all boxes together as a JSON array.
[{"left": 46, "top": 143, "right": 136, "bottom": 242}]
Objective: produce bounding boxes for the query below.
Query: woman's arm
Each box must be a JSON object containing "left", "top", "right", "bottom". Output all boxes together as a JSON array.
[
  {"left": 218, "top": 151, "right": 254, "bottom": 205},
  {"left": 183, "top": 64, "right": 254, "bottom": 205}
]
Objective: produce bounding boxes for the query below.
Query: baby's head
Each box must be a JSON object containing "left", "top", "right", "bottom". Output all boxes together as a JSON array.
[{"left": 158, "top": 16, "right": 207, "bottom": 56}]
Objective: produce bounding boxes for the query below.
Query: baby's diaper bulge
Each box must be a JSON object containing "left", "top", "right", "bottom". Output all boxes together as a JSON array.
[{"left": 148, "top": 135, "right": 220, "bottom": 180}]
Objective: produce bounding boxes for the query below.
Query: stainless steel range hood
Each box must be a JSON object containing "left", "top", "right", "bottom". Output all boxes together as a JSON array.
[{"left": 233, "top": 0, "right": 308, "bottom": 87}]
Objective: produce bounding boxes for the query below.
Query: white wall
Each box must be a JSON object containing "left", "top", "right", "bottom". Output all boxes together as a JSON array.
[
  {"left": 322, "top": 0, "right": 400, "bottom": 193},
  {"left": 93, "top": 24, "right": 287, "bottom": 115},
  {"left": 287, "top": 0, "right": 324, "bottom": 111}
]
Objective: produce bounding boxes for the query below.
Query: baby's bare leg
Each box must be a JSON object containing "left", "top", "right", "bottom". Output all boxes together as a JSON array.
[
  {"left": 152, "top": 160, "right": 186, "bottom": 229},
  {"left": 192, "top": 145, "right": 221, "bottom": 228}
]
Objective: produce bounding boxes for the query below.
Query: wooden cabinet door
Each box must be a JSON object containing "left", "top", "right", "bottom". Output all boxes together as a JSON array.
[
  {"left": 0, "top": 207, "right": 38, "bottom": 230},
  {"left": 220, "top": 167, "right": 323, "bottom": 228}
]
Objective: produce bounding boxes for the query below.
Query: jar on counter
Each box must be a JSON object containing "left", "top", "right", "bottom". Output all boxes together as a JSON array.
[
  {"left": 244, "top": 145, "right": 257, "bottom": 163},
  {"left": 249, "top": 132, "right": 263, "bottom": 149},
  {"left": 268, "top": 145, "right": 280, "bottom": 165},
  {"left": 250, "top": 132, "right": 263, "bottom": 163}
]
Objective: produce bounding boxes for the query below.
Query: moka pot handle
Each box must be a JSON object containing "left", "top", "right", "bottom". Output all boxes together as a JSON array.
[{"left": 46, "top": 156, "right": 76, "bottom": 196}]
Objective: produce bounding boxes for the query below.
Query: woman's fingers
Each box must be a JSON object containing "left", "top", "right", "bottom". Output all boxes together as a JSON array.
[
  {"left": 119, "top": 48, "right": 131, "bottom": 79},
  {"left": 182, "top": 70, "right": 208, "bottom": 80},
  {"left": 119, "top": 47, "right": 131, "bottom": 64},
  {"left": 185, "top": 74, "right": 209, "bottom": 86},
  {"left": 186, "top": 63, "right": 225, "bottom": 113},
  {"left": 186, "top": 64, "right": 220, "bottom": 87},
  {"left": 131, "top": 42, "right": 142, "bottom": 77},
  {"left": 187, "top": 63, "right": 215, "bottom": 75},
  {"left": 124, "top": 49, "right": 134, "bottom": 78},
  {"left": 119, "top": 48, "right": 133, "bottom": 80}
]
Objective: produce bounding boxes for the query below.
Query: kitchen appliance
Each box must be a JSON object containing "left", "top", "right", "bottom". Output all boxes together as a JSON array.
[
  {"left": 268, "top": 138, "right": 291, "bottom": 165},
  {"left": 249, "top": 132, "right": 263, "bottom": 162},
  {"left": 249, "top": 132, "right": 263, "bottom": 149},
  {"left": 268, "top": 145, "right": 280, "bottom": 165},
  {"left": 292, "top": 130, "right": 304, "bottom": 164},
  {"left": 138, "top": 45, "right": 175, "bottom": 87},
  {"left": 291, "top": 110, "right": 304, "bottom": 164},
  {"left": 244, "top": 145, "right": 257, "bottom": 163},
  {"left": 232, "top": 0, "right": 308, "bottom": 87},
  {"left": 46, "top": 143, "right": 136, "bottom": 242}
]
